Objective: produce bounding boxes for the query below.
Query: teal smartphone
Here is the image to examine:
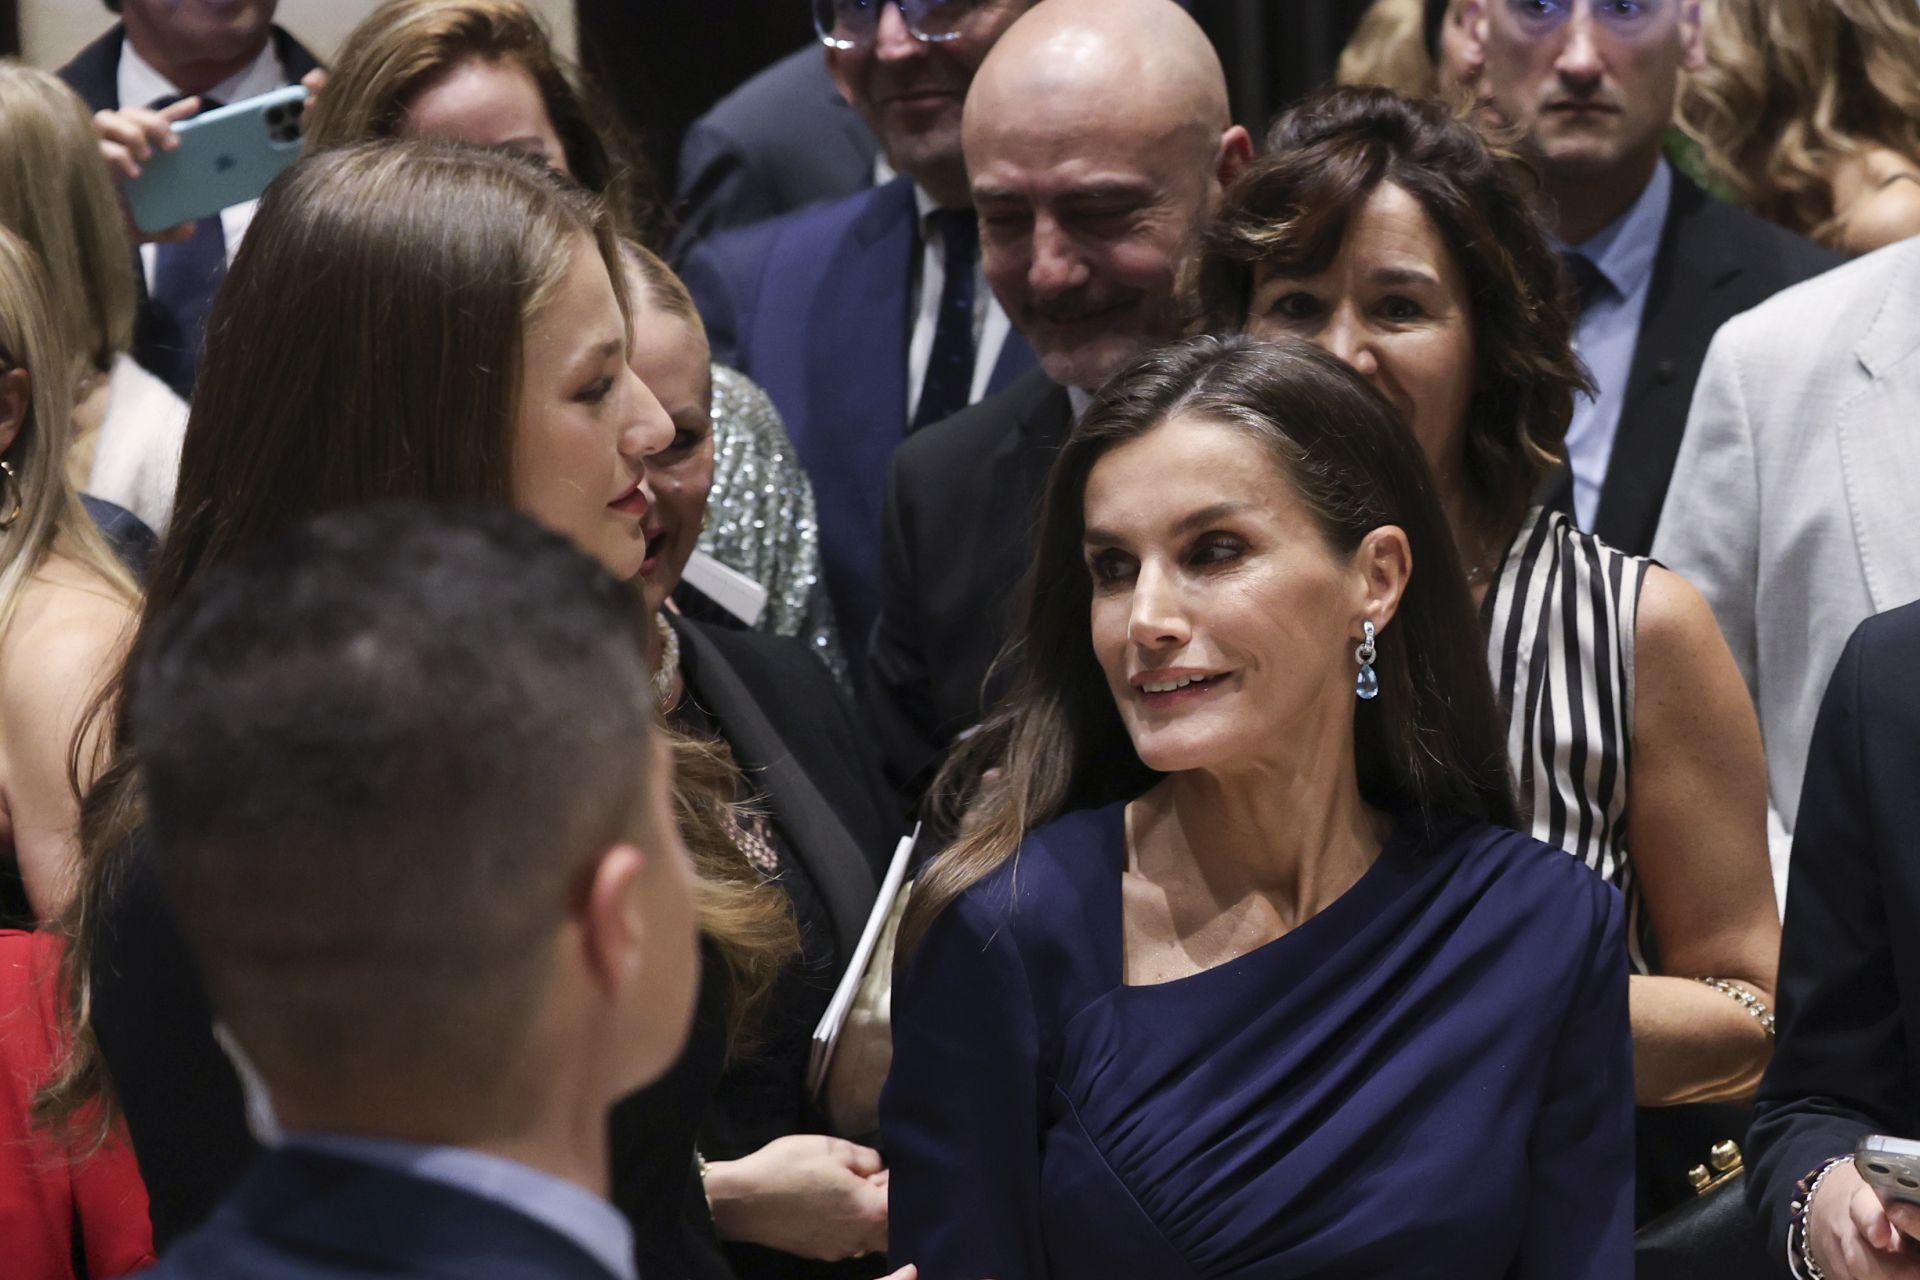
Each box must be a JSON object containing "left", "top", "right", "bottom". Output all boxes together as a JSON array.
[{"left": 125, "top": 85, "right": 309, "bottom": 234}]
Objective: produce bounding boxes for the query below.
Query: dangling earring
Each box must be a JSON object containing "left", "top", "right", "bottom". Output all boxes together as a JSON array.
[
  {"left": 1354, "top": 620, "right": 1379, "bottom": 701},
  {"left": 0, "top": 461, "right": 20, "bottom": 531}
]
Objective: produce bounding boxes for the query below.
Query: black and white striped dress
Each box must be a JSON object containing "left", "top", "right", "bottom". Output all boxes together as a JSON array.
[{"left": 1481, "top": 506, "right": 1652, "bottom": 967}]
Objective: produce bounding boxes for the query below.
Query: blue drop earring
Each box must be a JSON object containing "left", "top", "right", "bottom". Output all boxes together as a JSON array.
[{"left": 1355, "top": 620, "right": 1379, "bottom": 701}]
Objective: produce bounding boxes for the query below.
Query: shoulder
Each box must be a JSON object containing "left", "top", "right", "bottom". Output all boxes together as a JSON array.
[
  {"left": 1706, "top": 235, "right": 1912, "bottom": 371},
  {"left": 1439, "top": 819, "right": 1623, "bottom": 948},
  {"left": 893, "top": 370, "right": 1067, "bottom": 477},
  {"left": 699, "top": 44, "right": 846, "bottom": 137},
  {"left": 270, "top": 25, "right": 324, "bottom": 80},
  {"left": 56, "top": 26, "right": 125, "bottom": 108},
  {"left": 709, "top": 366, "right": 792, "bottom": 447},
  {"left": 1668, "top": 178, "right": 1844, "bottom": 282},
  {"left": 0, "top": 561, "right": 132, "bottom": 708},
  {"left": 1631, "top": 562, "right": 1722, "bottom": 669},
  {"left": 685, "top": 616, "right": 834, "bottom": 699},
  {"left": 943, "top": 805, "right": 1123, "bottom": 944}
]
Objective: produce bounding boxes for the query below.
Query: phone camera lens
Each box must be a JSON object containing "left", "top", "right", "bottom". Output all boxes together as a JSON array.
[
  {"left": 1902, "top": 1177, "right": 1920, "bottom": 1189},
  {"left": 267, "top": 106, "right": 285, "bottom": 125},
  {"left": 1872, "top": 1161, "right": 1892, "bottom": 1174}
]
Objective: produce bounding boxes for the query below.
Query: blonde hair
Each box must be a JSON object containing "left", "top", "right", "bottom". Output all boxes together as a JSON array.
[
  {"left": 0, "top": 62, "right": 138, "bottom": 387},
  {"left": 1336, "top": 0, "right": 1437, "bottom": 99},
  {"left": 0, "top": 229, "right": 137, "bottom": 643},
  {"left": 307, "top": 0, "right": 663, "bottom": 243},
  {"left": 1680, "top": 0, "right": 1920, "bottom": 246}
]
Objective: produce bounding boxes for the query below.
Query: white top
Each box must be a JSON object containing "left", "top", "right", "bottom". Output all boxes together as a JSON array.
[
  {"left": 118, "top": 36, "right": 287, "bottom": 288},
  {"left": 85, "top": 353, "right": 189, "bottom": 533},
  {"left": 907, "top": 185, "right": 1013, "bottom": 422}
]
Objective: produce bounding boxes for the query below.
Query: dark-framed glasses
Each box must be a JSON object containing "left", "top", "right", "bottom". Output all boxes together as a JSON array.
[{"left": 812, "top": 0, "right": 990, "bottom": 49}]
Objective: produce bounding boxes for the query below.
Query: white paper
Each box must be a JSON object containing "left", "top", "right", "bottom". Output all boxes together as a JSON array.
[
  {"left": 808, "top": 824, "right": 920, "bottom": 1096},
  {"left": 680, "top": 549, "right": 769, "bottom": 628}
]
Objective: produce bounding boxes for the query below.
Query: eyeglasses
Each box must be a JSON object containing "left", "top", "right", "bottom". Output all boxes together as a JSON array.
[{"left": 812, "top": 0, "right": 990, "bottom": 50}]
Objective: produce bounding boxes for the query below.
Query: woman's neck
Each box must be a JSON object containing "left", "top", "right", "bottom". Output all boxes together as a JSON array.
[{"left": 1136, "top": 740, "right": 1390, "bottom": 928}]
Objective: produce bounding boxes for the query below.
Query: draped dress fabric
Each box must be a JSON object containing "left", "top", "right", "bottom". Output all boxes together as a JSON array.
[
  {"left": 882, "top": 804, "right": 1634, "bottom": 1280},
  {"left": 1480, "top": 505, "right": 1650, "bottom": 966}
]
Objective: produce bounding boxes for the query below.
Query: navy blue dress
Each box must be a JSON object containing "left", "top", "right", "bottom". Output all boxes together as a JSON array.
[{"left": 882, "top": 805, "right": 1634, "bottom": 1280}]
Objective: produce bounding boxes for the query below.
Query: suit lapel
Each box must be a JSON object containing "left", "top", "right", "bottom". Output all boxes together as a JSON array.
[
  {"left": 1594, "top": 180, "right": 1743, "bottom": 554},
  {"left": 986, "top": 329, "right": 1039, "bottom": 398},
  {"left": 1838, "top": 248, "right": 1920, "bottom": 613},
  {"left": 808, "top": 179, "right": 916, "bottom": 537},
  {"left": 674, "top": 621, "right": 879, "bottom": 963},
  {"left": 57, "top": 27, "right": 126, "bottom": 113}
]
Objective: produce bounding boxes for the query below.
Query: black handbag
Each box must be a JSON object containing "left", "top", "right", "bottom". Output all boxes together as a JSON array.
[{"left": 1633, "top": 1135, "right": 1777, "bottom": 1280}]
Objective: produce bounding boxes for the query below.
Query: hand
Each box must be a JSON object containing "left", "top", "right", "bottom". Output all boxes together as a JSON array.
[
  {"left": 94, "top": 97, "right": 202, "bottom": 244},
  {"left": 1809, "top": 1162, "right": 1920, "bottom": 1279},
  {"left": 704, "top": 1134, "right": 889, "bottom": 1261}
]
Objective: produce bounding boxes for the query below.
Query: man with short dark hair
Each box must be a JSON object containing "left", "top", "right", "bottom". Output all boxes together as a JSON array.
[
  {"left": 864, "top": 0, "right": 1251, "bottom": 799},
  {"left": 1472, "top": 0, "right": 1838, "bottom": 555},
  {"left": 681, "top": 0, "right": 1040, "bottom": 673},
  {"left": 134, "top": 502, "right": 699, "bottom": 1280},
  {"left": 60, "top": 0, "right": 321, "bottom": 397}
]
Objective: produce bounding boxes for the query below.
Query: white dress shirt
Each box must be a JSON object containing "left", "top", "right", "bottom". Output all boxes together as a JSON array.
[
  {"left": 906, "top": 185, "right": 1013, "bottom": 423},
  {"left": 117, "top": 36, "right": 288, "bottom": 289}
]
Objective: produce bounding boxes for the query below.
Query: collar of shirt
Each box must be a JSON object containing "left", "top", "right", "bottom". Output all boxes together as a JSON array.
[
  {"left": 1067, "top": 385, "right": 1094, "bottom": 421},
  {"left": 117, "top": 30, "right": 286, "bottom": 110},
  {"left": 280, "top": 1131, "right": 638, "bottom": 1280},
  {"left": 1565, "top": 159, "right": 1672, "bottom": 301}
]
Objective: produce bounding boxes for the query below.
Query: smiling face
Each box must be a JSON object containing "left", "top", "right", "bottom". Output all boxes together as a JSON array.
[
  {"left": 1482, "top": 0, "right": 1702, "bottom": 187},
  {"left": 1245, "top": 183, "right": 1476, "bottom": 490},
  {"left": 971, "top": 105, "right": 1223, "bottom": 393},
  {"left": 624, "top": 288, "right": 715, "bottom": 617},
  {"left": 402, "top": 57, "right": 570, "bottom": 176},
  {"left": 826, "top": 0, "right": 1031, "bottom": 205},
  {"left": 512, "top": 236, "right": 673, "bottom": 582},
  {"left": 1082, "top": 415, "right": 1373, "bottom": 775}
]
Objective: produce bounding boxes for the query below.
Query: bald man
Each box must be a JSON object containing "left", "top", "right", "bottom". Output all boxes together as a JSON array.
[{"left": 865, "top": 0, "right": 1250, "bottom": 802}]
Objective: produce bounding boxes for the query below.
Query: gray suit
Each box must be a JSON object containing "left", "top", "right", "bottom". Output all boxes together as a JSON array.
[{"left": 1654, "top": 237, "right": 1920, "bottom": 893}]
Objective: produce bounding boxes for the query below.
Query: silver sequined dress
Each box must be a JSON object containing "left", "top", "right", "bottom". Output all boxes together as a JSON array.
[{"left": 700, "top": 365, "right": 844, "bottom": 681}]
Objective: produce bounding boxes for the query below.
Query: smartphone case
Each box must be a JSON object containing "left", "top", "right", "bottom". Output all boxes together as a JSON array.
[
  {"left": 125, "top": 85, "right": 309, "bottom": 234},
  {"left": 1856, "top": 1135, "right": 1920, "bottom": 1208}
]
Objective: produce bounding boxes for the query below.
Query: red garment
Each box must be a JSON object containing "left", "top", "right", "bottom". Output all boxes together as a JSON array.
[{"left": 0, "top": 929, "right": 155, "bottom": 1278}]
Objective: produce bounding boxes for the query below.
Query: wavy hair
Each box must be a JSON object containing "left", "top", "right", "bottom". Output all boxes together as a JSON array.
[
  {"left": 903, "top": 335, "right": 1515, "bottom": 957},
  {"left": 41, "top": 143, "right": 790, "bottom": 1144},
  {"left": 305, "top": 0, "right": 665, "bottom": 245},
  {"left": 1680, "top": 0, "right": 1920, "bottom": 247},
  {"left": 1198, "top": 85, "right": 1587, "bottom": 533}
]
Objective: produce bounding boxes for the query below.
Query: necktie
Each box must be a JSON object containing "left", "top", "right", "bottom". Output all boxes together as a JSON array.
[
  {"left": 911, "top": 208, "right": 979, "bottom": 431},
  {"left": 1560, "top": 250, "right": 1608, "bottom": 318},
  {"left": 147, "top": 95, "right": 226, "bottom": 399}
]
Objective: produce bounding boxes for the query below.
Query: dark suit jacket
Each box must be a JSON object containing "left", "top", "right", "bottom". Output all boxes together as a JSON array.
[
  {"left": 864, "top": 370, "right": 1072, "bottom": 800},
  {"left": 669, "top": 44, "right": 878, "bottom": 263},
  {"left": 58, "top": 23, "right": 322, "bottom": 392},
  {"left": 1542, "top": 174, "right": 1841, "bottom": 555},
  {"left": 1747, "top": 600, "right": 1920, "bottom": 1262},
  {"left": 681, "top": 178, "right": 1037, "bottom": 673},
  {"left": 139, "top": 1149, "right": 620, "bottom": 1279}
]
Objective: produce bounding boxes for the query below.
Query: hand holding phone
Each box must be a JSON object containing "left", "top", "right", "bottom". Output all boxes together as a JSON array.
[
  {"left": 1857, "top": 1135, "right": 1920, "bottom": 1220},
  {"left": 122, "top": 85, "right": 309, "bottom": 235}
]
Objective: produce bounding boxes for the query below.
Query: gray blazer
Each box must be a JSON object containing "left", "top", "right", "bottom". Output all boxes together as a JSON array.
[{"left": 1654, "top": 237, "right": 1920, "bottom": 886}]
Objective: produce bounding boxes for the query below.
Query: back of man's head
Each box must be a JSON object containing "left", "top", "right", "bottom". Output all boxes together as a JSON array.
[
  {"left": 132, "top": 502, "right": 696, "bottom": 1140},
  {"left": 962, "top": 0, "right": 1251, "bottom": 392}
]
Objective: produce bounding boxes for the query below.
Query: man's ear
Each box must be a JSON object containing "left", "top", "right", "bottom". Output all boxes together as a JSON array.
[
  {"left": 1354, "top": 524, "right": 1413, "bottom": 635},
  {"left": 1216, "top": 124, "right": 1254, "bottom": 191},
  {"left": 578, "top": 843, "right": 647, "bottom": 998},
  {"left": 0, "top": 367, "right": 30, "bottom": 459},
  {"left": 1679, "top": 0, "right": 1707, "bottom": 72}
]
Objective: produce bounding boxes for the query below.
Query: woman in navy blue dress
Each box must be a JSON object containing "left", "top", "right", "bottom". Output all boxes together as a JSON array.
[{"left": 881, "top": 336, "right": 1634, "bottom": 1279}]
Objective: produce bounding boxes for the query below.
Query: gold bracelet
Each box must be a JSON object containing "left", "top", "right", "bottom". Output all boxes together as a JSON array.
[{"left": 1699, "top": 977, "right": 1777, "bottom": 1039}]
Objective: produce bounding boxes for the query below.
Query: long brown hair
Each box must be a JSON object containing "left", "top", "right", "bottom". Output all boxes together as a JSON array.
[
  {"left": 305, "top": 0, "right": 666, "bottom": 245},
  {"left": 1199, "top": 86, "right": 1588, "bottom": 533},
  {"left": 903, "top": 335, "right": 1515, "bottom": 956},
  {"left": 1680, "top": 0, "right": 1920, "bottom": 247},
  {"left": 42, "top": 142, "right": 789, "bottom": 1139}
]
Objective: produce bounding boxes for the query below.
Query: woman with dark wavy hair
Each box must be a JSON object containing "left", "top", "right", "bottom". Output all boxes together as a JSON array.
[
  {"left": 882, "top": 334, "right": 1633, "bottom": 1279},
  {"left": 1201, "top": 85, "right": 1780, "bottom": 1215}
]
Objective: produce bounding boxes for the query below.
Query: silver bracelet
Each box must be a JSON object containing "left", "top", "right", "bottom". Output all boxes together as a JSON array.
[
  {"left": 1699, "top": 976, "right": 1777, "bottom": 1039},
  {"left": 1790, "top": 1155, "right": 1851, "bottom": 1279}
]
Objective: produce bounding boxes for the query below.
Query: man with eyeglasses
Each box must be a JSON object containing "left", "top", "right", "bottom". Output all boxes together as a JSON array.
[
  {"left": 1465, "top": 0, "right": 1836, "bottom": 561},
  {"left": 681, "top": 0, "right": 1039, "bottom": 679}
]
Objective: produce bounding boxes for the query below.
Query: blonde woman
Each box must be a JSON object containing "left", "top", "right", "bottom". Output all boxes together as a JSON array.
[
  {"left": 0, "top": 61, "right": 189, "bottom": 534},
  {"left": 1682, "top": 0, "right": 1920, "bottom": 254},
  {"left": 0, "top": 228, "right": 137, "bottom": 922}
]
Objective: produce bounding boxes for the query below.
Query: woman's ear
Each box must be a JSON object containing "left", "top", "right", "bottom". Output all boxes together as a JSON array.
[
  {"left": 0, "top": 367, "right": 30, "bottom": 458},
  {"left": 1354, "top": 524, "right": 1413, "bottom": 634}
]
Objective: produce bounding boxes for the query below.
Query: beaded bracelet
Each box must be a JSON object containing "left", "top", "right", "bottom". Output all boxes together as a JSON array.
[
  {"left": 1789, "top": 1155, "right": 1851, "bottom": 1279},
  {"left": 1699, "top": 976, "right": 1777, "bottom": 1039}
]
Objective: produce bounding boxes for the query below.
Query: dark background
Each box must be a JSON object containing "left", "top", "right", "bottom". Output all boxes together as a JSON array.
[
  {"left": 575, "top": 0, "right": 1378, "bottom": 194},
  {"left": 2, "top": 0, "right": 19, "bottom": 60}
]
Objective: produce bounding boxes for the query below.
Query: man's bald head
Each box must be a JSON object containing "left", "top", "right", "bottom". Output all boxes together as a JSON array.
[{"left": 963, "top": 0, "right": 1251, "bottom": 392}]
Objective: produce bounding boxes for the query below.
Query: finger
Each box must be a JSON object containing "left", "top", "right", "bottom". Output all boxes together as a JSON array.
[
  {"left": 837, "top": 1141, "right": 884, "bottom": 1177},
  {"left": 302, "top": 68, "right": 329, "bottom": 96},
  {"left": 157, "top": 96, "right": 202, "bottom": 126},
  {"left": 99, "top": 140, "right": 141, "bottom": 181},
  {"left": 867, "top": 1168, "right": 891, "bottom": 1189},
  {"left": 1857, "top": 1187, "right": 1899, "bottom": 1253},
  {"left": 1886, "top": 1201, "right": 1920, "bottom": 1244},
  {"left": 881, "top": 1268, "right": 916, "bottom": 1280}
]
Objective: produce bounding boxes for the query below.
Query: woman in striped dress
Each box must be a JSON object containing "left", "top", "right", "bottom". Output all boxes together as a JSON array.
[{"left": 1199, "top": 86, "right": 1780, "bottom": 1206}]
